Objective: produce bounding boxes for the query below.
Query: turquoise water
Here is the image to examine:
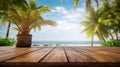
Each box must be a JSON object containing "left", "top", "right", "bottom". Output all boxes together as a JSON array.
[{"left": 32, "top": 41, "right": 100, "bottom": 45}]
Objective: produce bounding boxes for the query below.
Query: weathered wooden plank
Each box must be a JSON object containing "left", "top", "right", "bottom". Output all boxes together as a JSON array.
[
  {"left": 73, "top": 46, "right": 120, "bottom": 53},
  {"left": 64, "top": 47, "right": 96, "bottom": 62},
  {"left": 41, "top": 47, "right": 68, "bottom": 62},
  {"left": 0, "top": 47, "right": 42, "bottom": 62},
  {"left": 6, "top": 47, "right": 55, "bottom": 62},
  {"left": 0, "top": 48, "right": 32, "bottom": 54},
  {"left": 86, "top": 47, "right": 120, "bottom": 53},
  {"left": 0, "top": 46, "right": 119, "bottom": 63},
  {"left": 73, "top": 47, "right": 120, "bottom": 62},
  {"left": 0, "top": 46, "right": 15, "bottom": 51},
  {"left": 82, "top": 47, "right": 120, "bottom": 62}
]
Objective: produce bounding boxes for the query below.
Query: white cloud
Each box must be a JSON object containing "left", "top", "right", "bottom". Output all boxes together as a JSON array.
[
  {"left": 64, "top": 7, "right": 85, "bottom": 20},
  {"left": 41, "top": 6, "right": 86, "bottom": 33},
  {"left": 53, "top": 20, "right": 80, "bottom": 31},
  {"left": 65, "top": 13, "right": 81, "bottom": 19},
  {"left": 51, "top": 7, "right": 68, "bottom": 14},
  {"left": 38, "top": 20, "right": 84, "bottom": 33},
  {"left": 51, "top": 7, "right": 85, "bottom": 20}
]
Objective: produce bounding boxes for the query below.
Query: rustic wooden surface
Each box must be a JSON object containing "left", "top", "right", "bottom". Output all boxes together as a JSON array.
[{"left": 0, "top": 46, "right": 119, "bottom": 63}]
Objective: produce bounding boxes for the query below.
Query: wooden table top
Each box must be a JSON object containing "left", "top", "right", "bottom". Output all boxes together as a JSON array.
[{"left": 0, "top": 46, "right": 120, "bottom": 66}]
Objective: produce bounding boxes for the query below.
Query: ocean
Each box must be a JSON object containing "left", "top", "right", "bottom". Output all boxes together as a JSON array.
[{"left": 32, "top": 41, "right": 101, "bottom": 46}]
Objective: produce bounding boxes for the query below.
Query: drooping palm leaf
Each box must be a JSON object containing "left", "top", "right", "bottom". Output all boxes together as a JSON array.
[
  {"left": 30, "top": 20, "right": 57, "bottom": 31},
  {"left": 74, "top": 0, "right": 79, "bottom": 9}
]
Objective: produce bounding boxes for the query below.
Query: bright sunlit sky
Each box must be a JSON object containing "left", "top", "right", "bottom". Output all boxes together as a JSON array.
[{"left": 0, "top": 0, "right": 99, "bottom": 41}]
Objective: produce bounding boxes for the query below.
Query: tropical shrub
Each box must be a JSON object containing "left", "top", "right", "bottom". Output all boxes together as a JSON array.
[
  {"left": 0, "top": 37, "right": 15, "bottom": 46},
  {"left": 116, "top": 41, "right": 120, "bottom": 47},
  {"left": 101, "top": 39, "right": 120, "bottom": 47}
]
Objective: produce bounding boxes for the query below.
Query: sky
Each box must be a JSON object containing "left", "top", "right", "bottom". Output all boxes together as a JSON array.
[{"left": 0, "top": 0, "right": 99, "bottom": 41}]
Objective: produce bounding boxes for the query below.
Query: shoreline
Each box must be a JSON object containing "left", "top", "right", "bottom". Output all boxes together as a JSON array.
[{"left": 32, "top": 44, "right": 101, "bottom": 46}]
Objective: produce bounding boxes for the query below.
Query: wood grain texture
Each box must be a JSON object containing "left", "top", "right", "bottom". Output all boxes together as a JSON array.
[
  {"left": 82, "top": 47, "right": 120, "bottom": 62},
  {"left": 41, "top": 47, "right": 68, "bottom": 62},
  {"left": 0, "top": 46, "right": 119, "bottom": 63},
  {"left": 64, "top": 47, "right": 96, "bottom": 62},
  {"left": 0, "top": 47, "right": 41, "bottom": 62},
  {"left": 86, "top": 47, "right": 120, "bottom": 53},
  {"left": 0, "top": 46, "right": 14, "bottom": 51},
  {"left": 6, "top": 47, "right": 54, "bottom": 62},
  {"left": 72, "top": 47, "right": 120, "bottom": 62}
]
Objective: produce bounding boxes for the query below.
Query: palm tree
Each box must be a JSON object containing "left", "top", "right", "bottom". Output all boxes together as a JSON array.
[
  {"left": 5, "top": 23, "right": 11, "bottom": 38},
  {"left": 81, "top": 0, "right": 120, "bottom": 46},
  {"left": 1, "top": 0, "right": 57, "bottom": 47},
  {"left": 80, "top": 0, "right": 112, "bottom": 46},
  {"left": 60, "top": 0, "right": 100, "bottom": 46},
  {"left": 0, "top": 0, "right": 28, "bottom": 38},
  {"left": 62, "top": 0, "right": 120, "bottom": 44},
  {"left": 109, "top": 0, "right": 120, "bottom": 40},
  {"left": 0, "top": 0, "right": 12, "bottom": 38},
  {"left": 97, "top": 0, "right": 120, "bottom": 41},
  {"left": 0, "top": 15, "right": 11, "bottom": 38}
]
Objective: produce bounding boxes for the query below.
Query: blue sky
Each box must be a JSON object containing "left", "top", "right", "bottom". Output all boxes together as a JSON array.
[{"left": 0, "top": 0, "right": 99, "bottom": 41}]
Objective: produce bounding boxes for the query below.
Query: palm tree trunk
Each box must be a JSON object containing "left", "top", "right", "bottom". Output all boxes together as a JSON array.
[
  {"left": 98, "top": 30, "right": 106, "bottom": 42},
  {"left": 6, "top": 22, "right": 11, "bottom": 38},
  {"left": 109, "top": 30, "right": 114, "bottom": 39},
  {"left": 115, "top": 33, "right": 118, "bottom": 40},
  {"left": 108, "top": 23, "right": 114, "bottom": 39},
  {"left": 91, "top": 35, "right": 94, "bottom": 47}
]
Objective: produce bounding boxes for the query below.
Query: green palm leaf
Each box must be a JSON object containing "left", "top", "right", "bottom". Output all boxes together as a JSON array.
[
  {"left": 74, "top": 0, "right": 79, "bottom": 9},
  {"left": 30, "top": 20, "right": 57, "bottom": 31}
]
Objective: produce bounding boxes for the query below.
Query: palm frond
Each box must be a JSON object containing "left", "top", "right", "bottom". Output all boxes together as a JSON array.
[
  {"left": 29, "top": 16, "right": 43, "bottom": 26},
  {"left": 28, "top": 0, "right": 37, "bottom": 10},
  {"left": 30, "top": 20, "right": 57, "bottom": 30},
  {"left": 10, "top": 27, "right": 19, "bottom": 32},
  {"left": 12, "top": 0, "right": 28, "bottom": 11},
  {"left": 28, "top": 10, "right": 41, "bottom": 22},
  {"left": 39, "top": 20, "right": 57, "bottom": 26},
  {"left": 59, "top": 0, "right": 79, "bottom": 9},
  {"left": 74, "top": 0, "right": 79, "bottom": 9},
  {"left": 37, "top": 5, "right": 50, "bottom": 13},
  {"left": 86, "top": 0, "right": 91, "bottom": 13},
  {"left": 81, "top": 25, "right": 96, "bottom": 38},
  {"left": 95, "top": 0, "right": 99, "bottom": 8},
  {"left": 80, "top": 20, "right": 97, "bottom": 38},
  {"left": 96, "top": 31, "right": 103, "bottom": 41},
  {"left": 1, "top": 16, "right": 7, "bottom": 26}
]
